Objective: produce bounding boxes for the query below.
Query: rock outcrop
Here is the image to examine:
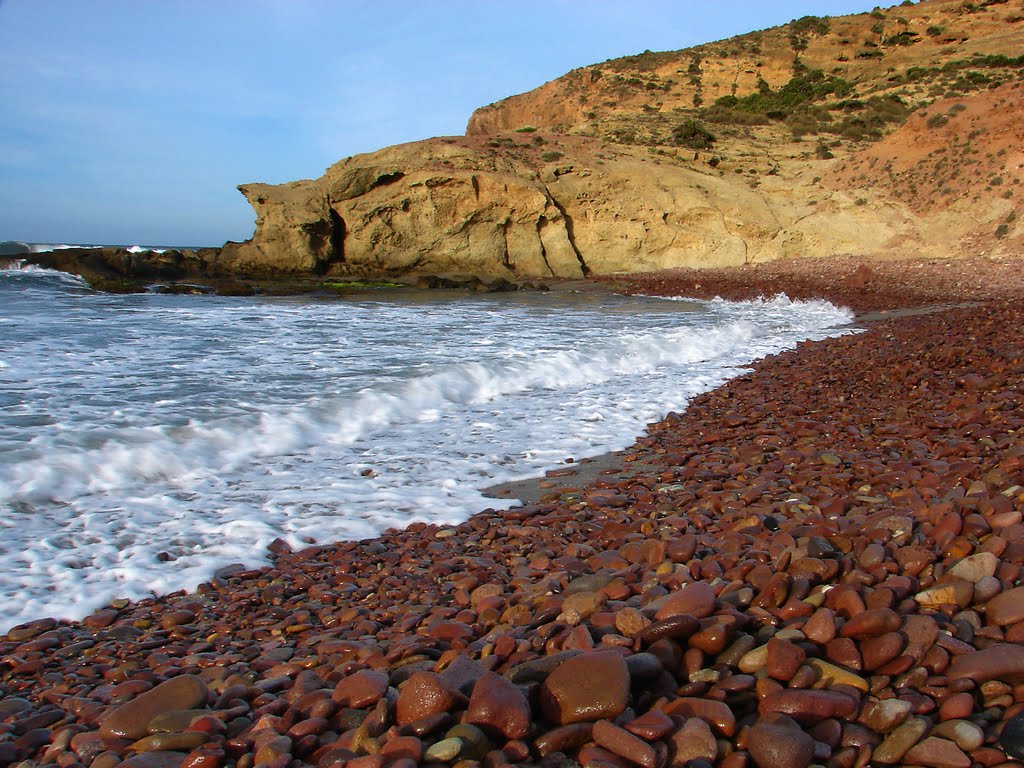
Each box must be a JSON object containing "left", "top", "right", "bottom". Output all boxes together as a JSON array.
[
  {"left": 211, "top": 0, "right": 1022, "bottom": 284},
  {"left": 219, "top": 135, "right": 791, "bottom": 280},
  {"left": 21, "top": 0, "right": 1024, "bottom": 290}
]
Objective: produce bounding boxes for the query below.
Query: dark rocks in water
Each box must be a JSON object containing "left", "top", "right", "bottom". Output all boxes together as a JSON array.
[
  {"left": 414, "top": 274, "right": 520, "bottom": 292},
  {"left": 22, "top": 247, "right": 207, "bottom": 292},
  {"left": 0, "top": 240, "right": 30, "bottom": 256},
  {"left": 19, "top": 246, "right": 536, "bottom": 296}
]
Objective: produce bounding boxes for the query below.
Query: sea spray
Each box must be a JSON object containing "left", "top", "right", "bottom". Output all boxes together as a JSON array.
[{"left": 0, "top": 265, "right": 855, "bottom": 630}]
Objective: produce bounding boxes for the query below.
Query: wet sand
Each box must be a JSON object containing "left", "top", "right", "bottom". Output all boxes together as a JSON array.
[{"left": 3, "top": 253, "right": 1024, "bottom": 768}]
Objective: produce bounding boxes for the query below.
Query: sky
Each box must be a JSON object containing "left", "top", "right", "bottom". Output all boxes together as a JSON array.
[{"left": 0, "top": 0, "right": 879, "bottom": 247}]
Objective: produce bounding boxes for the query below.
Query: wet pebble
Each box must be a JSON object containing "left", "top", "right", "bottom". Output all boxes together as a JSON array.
[
  {"left": 746, "top": 718, "right": 815, "bottom": 768},
  {"left": 99, "top": 676, "right": 208, "bottom": 740},
  {"left": 538, "top": 651, "right": 629, "bottom": 725}
]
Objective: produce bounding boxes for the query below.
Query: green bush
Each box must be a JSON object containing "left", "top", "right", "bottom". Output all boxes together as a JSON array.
[
  {"left": 702, "top": 105, "right": 771, "bottom": 125},
  {"left": 671, "top": 120, "right": 717, "bottom": 149},
  {"left": 711, "top": 68, "right": 852, "bottom": 118},
  {"left": 790, "top": 15, "right": 831, "bottom": 36},
  {"left": 541, "top": 151, "right": 564, "bottom": 162},
  {"left": 885, "top": 31, "right": 919, "bottom": 46}
]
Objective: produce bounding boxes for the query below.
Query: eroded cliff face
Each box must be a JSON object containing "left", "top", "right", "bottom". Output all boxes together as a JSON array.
[
  {"left": 218, "top": 121, "right": 1016, "bottom": 281},
  {"left": 220, "top": 136, "right": 785, "bottom": 280},
  {"left": 217, "top": 0, "right": 1024, "bottom": 283}
]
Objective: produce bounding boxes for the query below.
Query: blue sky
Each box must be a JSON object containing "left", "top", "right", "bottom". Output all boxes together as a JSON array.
[{"left": 0, "top": 0, "right": 877, "bottom": 247}]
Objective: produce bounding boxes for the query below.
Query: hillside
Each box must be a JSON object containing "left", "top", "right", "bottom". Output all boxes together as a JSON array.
[{"left": 24, "top": 0, "right": 1024, "bottom": 289}]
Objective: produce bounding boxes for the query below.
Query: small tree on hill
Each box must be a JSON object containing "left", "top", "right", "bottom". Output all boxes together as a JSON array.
[{"left": 671, "top": 120, "right": 716, "bottom": 149}]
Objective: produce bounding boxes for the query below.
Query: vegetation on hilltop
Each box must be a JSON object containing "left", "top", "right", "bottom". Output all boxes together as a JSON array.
[{"left": 467, "top": 0, "right": 1024, "bottom": 188}]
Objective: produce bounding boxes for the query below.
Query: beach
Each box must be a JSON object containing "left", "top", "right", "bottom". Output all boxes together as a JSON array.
[{"left": 3, "top": 253, "right": 1024, "bottom": 768}]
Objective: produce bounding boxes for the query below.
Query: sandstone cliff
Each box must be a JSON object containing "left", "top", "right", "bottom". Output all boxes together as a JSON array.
[
  {"left": 210, "top": 0, "right": 1022, "bottom": 283},
  {"left": 217, "top": 135, "right": 786, "bottom": 281},
  {"left": 26, "top": 0, "right": 1024, "bottom": 290}
]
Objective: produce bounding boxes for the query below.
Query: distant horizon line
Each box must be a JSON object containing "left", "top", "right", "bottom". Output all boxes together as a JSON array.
[{"left": 4, "top": 239, "right": 226, "bottom": 251}]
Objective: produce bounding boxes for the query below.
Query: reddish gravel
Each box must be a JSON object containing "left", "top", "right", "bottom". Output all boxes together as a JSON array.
[
  {"left": 605, "top": 253, "right": 1024, "bottom": 314},
  {"left": 3, "top": 256, "right": 1024, "bottom": 768}
]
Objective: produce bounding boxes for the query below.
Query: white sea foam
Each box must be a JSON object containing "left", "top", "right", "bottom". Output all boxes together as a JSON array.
[
  {"left": 0, "top": 269, "right": 855, "bottom": 630},
  {"left": 26, "top": 242, "right": 167, "bottom": 254},
  {"left": 0, "top": 259, "right": 90, "bottom": 286}
]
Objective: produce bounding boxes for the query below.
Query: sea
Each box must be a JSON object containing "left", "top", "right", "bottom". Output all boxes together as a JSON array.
[{"left": 0, "top": 244, "right": 856, "bottom": 632}]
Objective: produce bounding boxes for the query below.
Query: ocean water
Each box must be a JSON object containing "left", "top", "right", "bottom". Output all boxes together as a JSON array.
[{"left": 0, "top": 260, "right": 855, "bottom": 631}]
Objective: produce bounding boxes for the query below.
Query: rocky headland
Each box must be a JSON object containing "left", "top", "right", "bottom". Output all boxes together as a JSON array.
[{"left": 13, "top": 0, "right": 1024, "bottom": 293}]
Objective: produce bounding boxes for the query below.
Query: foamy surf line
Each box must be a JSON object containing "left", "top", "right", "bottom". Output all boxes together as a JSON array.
[{"left": 0, "top": 280, "right": 854, "bottom": 632}]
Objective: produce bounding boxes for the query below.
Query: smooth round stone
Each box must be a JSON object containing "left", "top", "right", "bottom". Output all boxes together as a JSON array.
[
  {"left": 333, "top": 669, "right": 390, "bottom": 708},
  {"left": 839, "top": 608, "right": 902, "bottom": 639},
  {"left": 565, "top": 574, "right": 615, "bottom": 594},
  {"left": 688, "top": 622, "right": 733, "bottom": 654},
  {"left": 560, "top": 590, "right": 606, "bottom": 620},
  {"left": 533, "top": 723, "right": 593, "bottom": 757},
  {"left": 947, "top": 644, "right": 1024, "bottom": 684},
  {"left": 938, "top": 692, "right": 975, "bottom": 722},
  {"left": 654, "top": 582, "right": 716, "bottom": 620},
  {"left": 120, "top": 752, "right": 191, "bottom": 768},
  {"left": 0, "top": 697, "right": 32, "bottom": 716},
  {"left": 914, "top": 580, "right": 973, "bottom": 610},
  {"left": 872, "top": 716, "right": 930, "bottom": 764},
  {"left": 807, "top": 536, "right": 837, "bottom": 559},
  {"left": 1000, "top": 711, "right": 1024, "bottom": 759},
  {"left": 396, "top": 672, "right": 461, "bottom": 726},
  {"left": 858, "top": 698, "right": 912, "bottom": 734},
  {"left": 901, "top": 736, "right": 970, "bottom": 768},
  {"left": 738, "top": 644, "right": 768, "bottom": 674},
  {"left": 179, "top": 747, "right": 225, "bottom": 768},
  {"left": 637, "top": 614, "right": 699, "bottom": 646},
  {"left": 100, "top": 676, "right": 209, "bottom": 740},
  {"left": 974, "top": 575, "right": 1003, "bottom": 603},
  {"left": 903, "top": 614, "right": 940, "bottom": 664},
  {"left": 746, "top": 720, "right": 815, "bottom": 768},
  {"left": 623, "top": 709, "right": 675, "bottom": 741},
  {"left": 147, "top": 710, "right": 209, "bottom": 733},
  {"left": 592, "top": 719, "right": 657, "bottom": 768},
  {"left": 624, "top": 652, "right": 663, "bottom": 683},
  {"left": 807, "top": 658, "right": 868, "bottom": 692},
  {"left": 766, "top": 638, "right": 806, "bottom": 682},
  {"left": 444, "top": 724, "right": 489, "bottom": 761},
  {"left": 538, "top": 651, "right": 629, "bottom": 725},
  {"left": 614, "top": 607, "right": 650, "bottom": 637},
  {"left": 505, "top": 650, "right": 581, "bottom": 684},
  {"left": 931, "top": 719, "right": 985, "bottom": 752},
  {"left": 380, "top": 735, "right": 424, "bottom": 763},
  {"left": 948, "top": 552, "right": 999, "bottom": 583},
  {"left": 424, "top": 737, "right": 463, "bottom": 762},
  {"left": 860, "top": 632, "right": 907, "bottom": 672},
  {"left": 985, "top": 585, "right": 1024, "bottom": 626},
  {"left": 662, "top": 697, "right": 736, "bottom": 737},
  {"left": 670, "top": 717, "right": 717, "bottom": 764},
  {"left": 802, "top": 607, "right": 837, "bottom": 644},
  {"left": 465, "top": 671, "right": 530, "bottom": 740},
  {"left": 758, "top": 689, "right": 858, "bottom": 724},
  {"left": 129, "top": 732, "right": 209, "bottom": 753}
]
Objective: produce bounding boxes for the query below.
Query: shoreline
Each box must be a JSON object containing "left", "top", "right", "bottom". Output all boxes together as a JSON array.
[
  {"left": 3, "top": 254, "right": 1024, "bottom": 768},
  {"left": 480, "top": 298, "right": 974, "bottom": 509}
]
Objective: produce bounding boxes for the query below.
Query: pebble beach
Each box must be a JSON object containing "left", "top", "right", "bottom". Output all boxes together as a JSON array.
[{"left": 3, "top": 255, "right": 1024, "bottom": 768}]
